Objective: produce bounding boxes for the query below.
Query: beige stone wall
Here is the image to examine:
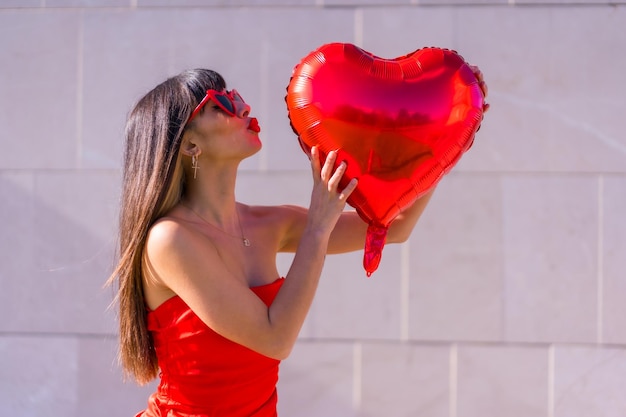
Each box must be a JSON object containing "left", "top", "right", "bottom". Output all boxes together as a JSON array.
[{"left": 1, "top": 1, "right": 625, "bottom": 416}]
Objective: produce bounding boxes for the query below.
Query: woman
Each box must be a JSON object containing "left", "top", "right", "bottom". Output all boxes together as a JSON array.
[{"left": 108, "top": 68, "right": 487, "bottom": 416}]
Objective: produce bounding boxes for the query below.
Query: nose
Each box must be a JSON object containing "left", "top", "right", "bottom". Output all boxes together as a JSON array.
[{"left": 235, "top": 101, "right": 250, "bottom": 119}]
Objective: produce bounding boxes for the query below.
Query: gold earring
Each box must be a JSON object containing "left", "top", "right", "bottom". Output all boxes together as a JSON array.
[{"left": 192, "top": 155, "right": 199, "bottom": 179}]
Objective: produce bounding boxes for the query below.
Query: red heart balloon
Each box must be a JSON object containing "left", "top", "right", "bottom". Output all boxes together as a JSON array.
[{"left": 286, "top": 43, "right": 484, "bottom": 276}]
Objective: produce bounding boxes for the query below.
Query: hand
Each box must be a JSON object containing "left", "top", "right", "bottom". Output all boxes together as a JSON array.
[{"left": 306, "top": 147, "right": 358, "bottom": 236}]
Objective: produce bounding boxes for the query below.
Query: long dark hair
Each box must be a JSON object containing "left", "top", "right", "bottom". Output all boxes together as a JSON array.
[{"left": 107, "top": 69, "right": 226, "bottom": 384}]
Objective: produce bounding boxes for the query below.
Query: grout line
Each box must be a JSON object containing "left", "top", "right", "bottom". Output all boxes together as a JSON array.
[
  {"left": 0, "top": 331, "right": 118, "bottom": 339},
  {"left": 500, "top": 176, "right": 508, "bottom": 341},
  {"left": 292, "top": 336, "right": 626, "bottom": 350},
  {"left": 353, "top": 8, "right": 363, "bottom": 48},
  {"left": 259, "top": 40, "right": 270, "bottom": 172},
  {"left": 597, "top": 175, "right": 604, "bottom": 345},
  {"left": 548, "top": 344, "right": 555, "bottom": 417},
  {"left": 400, "top": 240, "right": 410, "bottom": 341},
  {"left": 76, "top": 10, "right": 85, "bottom": 170},
  {"left": 450, "top": 343, "right": 458, "bottom": 417},
  {"left": 353, "top": 341, "right": 362, "bottom": 411}
]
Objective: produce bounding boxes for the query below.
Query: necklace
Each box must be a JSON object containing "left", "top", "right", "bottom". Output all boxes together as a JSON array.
[{"left": 182, "top": 202, "right": 251, "bottom": 247}]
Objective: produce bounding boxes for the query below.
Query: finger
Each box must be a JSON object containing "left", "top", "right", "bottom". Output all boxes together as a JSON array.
[
  {"left": 480, "top": 78, "right": 489, "bottom": 113},
  {"left": 469, "top": 66, "right": 487, "bottom": 98},
  {"left": 470, "top": 65, "right": 483, "bottom": 82},
  {"left": 480, "top": 80, "right": 488, "bottom": 98},
  {"left": 327, "top": 160, "right": 347, "bottom": 191},
  {"left": 320, "top": 149, "right": 338, "bottom": 182},
  {"left": 339, "top": 178, "right": 358, "bottom": 201},
  {"left": 310, "top": 146, "right": 321, "bottom": 181}
]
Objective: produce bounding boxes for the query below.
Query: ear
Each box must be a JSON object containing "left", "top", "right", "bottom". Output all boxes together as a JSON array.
[{"left": 180, "top": 136, "right": 201, "bottom": 158}]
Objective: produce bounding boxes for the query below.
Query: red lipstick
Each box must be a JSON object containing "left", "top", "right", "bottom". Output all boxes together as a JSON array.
[{"left": 248, "top": 117, "right": 261, "bottom": 133}]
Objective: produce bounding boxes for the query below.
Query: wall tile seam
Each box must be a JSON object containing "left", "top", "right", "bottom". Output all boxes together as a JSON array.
[
  {"left": 0, "top": 169, "right": 121, "bottom": 174},
  {"left": 508, "top": 1, "right": 626, "bottom": 6},
  {"left": 4, "top": 2, "right": 625, "bottom": 11},
  {"left": 16, "top": 170, "right": 611, "bottom": 178},
  {"left": 548, "top": 344, "right": 555, "bottom": 417},
  {"left": 94, "top": 2, "right": 626, "bottom": 6},
  {"left": 5, "top": 333, "right": 626, "bottom": 350},
  {"left": 0, "top": 5, "right": 327, "bottom": 11},
  {"left": 242, "top": 171, "right": 626, "bottom": 176},
  {"left": 294, "top": 337, "right": 626, "bottom": 350},
  {"left": 414, "top": 2, "right": 624, "bottom": 7},
  {"left": 449, "top": 171, "right": 626, "bottom": 177},
  {"left": 0, "top": 331, "right": 118, "bottom": 339},
  {"left": 0, "top": 6, "right": 133, "bottom": 11},
  {"left": 1, "top": 169, "right": 620, "bottom": 179},
  {"left": 596, "top": 175, "right": 604, "bottom": 345}
]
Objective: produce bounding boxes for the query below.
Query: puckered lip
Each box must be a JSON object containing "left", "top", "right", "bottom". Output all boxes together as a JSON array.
[{"left": 248, "top": 117, "right": 261, "bottom": 133}]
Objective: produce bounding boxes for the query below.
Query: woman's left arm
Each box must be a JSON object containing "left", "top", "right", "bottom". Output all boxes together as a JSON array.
[{"left": 326, "top": 188, "right": 435, "bottom": 254}]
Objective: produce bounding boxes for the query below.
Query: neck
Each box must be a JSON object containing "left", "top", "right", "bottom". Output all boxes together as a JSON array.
[{"left": 182, "top": 160, "right": 240, "bottom": 226}]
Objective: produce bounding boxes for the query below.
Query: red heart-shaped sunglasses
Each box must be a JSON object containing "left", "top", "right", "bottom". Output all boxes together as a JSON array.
[{"left": 187, "top": 89, "right": 246, "bottom": 122}]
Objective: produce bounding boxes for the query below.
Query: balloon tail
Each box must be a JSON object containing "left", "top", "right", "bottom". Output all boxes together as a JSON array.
[{"left": 364, "top": 224, "right": 388, "bottom": 277}]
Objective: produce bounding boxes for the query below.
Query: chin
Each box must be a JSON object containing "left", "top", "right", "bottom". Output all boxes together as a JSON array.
[
  {"left": 250, "top": 135, "right": 263, "bottom": 149},
  {"left": 244, "top": 139, "right": 262, "bottom": 157}
]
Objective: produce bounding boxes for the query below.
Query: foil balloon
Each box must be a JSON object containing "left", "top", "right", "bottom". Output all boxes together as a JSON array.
[{"left": 285, "top": 43, "right": 485, "bottom": 276}]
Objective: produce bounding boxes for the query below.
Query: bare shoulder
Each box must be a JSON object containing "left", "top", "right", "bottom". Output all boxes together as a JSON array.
[
  {"left": 145, "top": 216, "right": 201, "bottom": 256},
  {"left": 143, "top": 215, "right": 220, "bottom": 286},
  {"left": 142, "top": 216, "right": 214, "bottom": 309}
]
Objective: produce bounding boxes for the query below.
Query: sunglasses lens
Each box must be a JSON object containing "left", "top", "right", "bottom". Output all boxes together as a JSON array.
[
  {"left": 231, "top": 90, "right": 244, "bottom": 103},
  {"left": 214, "top": 93, "right": 236, "bottom": 115}
]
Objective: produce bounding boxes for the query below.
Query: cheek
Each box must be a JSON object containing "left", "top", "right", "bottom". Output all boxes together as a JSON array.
[
  {"left": 197, "top": 116, "right": 228, "bottom": 135},
  {"left": 196, "top": 114, "right": 243, "bottom": 142}
]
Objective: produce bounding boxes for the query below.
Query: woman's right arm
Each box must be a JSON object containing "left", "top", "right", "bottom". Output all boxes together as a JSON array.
[
  {"left": 265, "top": 148, "right": 357, "bottom": 356},
  {"left": 144, "top": 148, "right": 356, "bottom": 360}
]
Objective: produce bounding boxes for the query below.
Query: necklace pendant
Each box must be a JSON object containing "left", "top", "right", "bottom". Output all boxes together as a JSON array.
[{"left": 243, "top": 238, "right": 251, "bottom": 247}]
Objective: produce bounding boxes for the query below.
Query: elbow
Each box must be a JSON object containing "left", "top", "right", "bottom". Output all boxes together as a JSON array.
[
  {"left": 256, "top": 329, "right": 297, "bottom": 360},
  {"left": 386, "top": 227, "right": 411, "bottom": 244},
  {"left": 263, "top": 340, "right": 295, "bottom": 361},
  {"left": 273, "top": 346, "right": 294, "bottom": 361},
  {"left": 273, "top": 336, "right": 297, "bottom": 360}
]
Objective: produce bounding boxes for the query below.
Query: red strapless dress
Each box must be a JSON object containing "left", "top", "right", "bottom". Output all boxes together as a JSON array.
[{"left": 136, "top": 278, "right": 285, "bottom": 417}]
